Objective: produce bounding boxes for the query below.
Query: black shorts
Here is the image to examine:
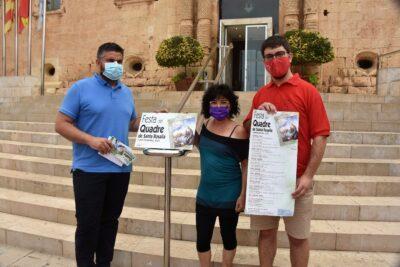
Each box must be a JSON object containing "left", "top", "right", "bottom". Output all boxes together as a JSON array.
[{"left": 196, "top": 203, "right": 239, "bottom": 252}]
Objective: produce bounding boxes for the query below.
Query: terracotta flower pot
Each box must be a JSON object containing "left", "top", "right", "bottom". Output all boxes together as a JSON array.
[{"left": 174, "top": 77, "right": 202, "bottom": 91}]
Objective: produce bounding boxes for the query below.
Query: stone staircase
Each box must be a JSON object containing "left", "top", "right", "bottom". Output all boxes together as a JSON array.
[{"left": 0, "top": 91, "right": 399, "bottom": 266}]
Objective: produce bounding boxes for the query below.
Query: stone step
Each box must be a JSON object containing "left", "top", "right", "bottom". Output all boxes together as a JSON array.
[
  {"left": 0, "top": 169, "right": 399, "bottom": 217},
  {"left": 0, "top": 149, "right": 398, "bottom": 195},
  {"left": 0, "top": 244, "right": 76, "bottom": 266},
  {"left": 1, "top": 128, "right": 400, "bottom": 153},
  {"left": 5, "top": 165, "right": 399, "bottom": 200},
  {"left": 313, "top": 175, "right": 400, "bottom": 197},
  {"left": 2, "top": 108, "right": 400, "bottom": 127},
  {"left": 0, "top": 151, "right": 399, "bottom": 184},
  {"left": 0, "top": 97, "right": 22, "bottom": 104},
  {"left": 2, "top": 91, "right": 399, "bottom": 109},
  {"left": 3, "top": 109, "right": 400, "bottom": 125},
  {"left": 0, "top": 189, "right": 399, "bottom": 252},
  {"left": 133, "top": 166, "right": 400, "bottom": 189},
  {"left": 330, "top": 120, "right": 400, "bottom": 132},
  {"left": 0, "top": 121, "right": 55, "bottom": 133},
  {"left": 0, "top": 113, "right": 55, "bottom": 123},
  {"left": 0, "top": 140, "right": 398, "bottom": 167},
  {"left": 325, "top": 102, "right": 400, "bottom": 122},
  {"left": 0, "top": 121, "right": 400, "bottom": 145},
  {"left": 325, "top": 143, "right": 400, "bottom": 159},
  {"left": 329, "top": 130, "right": 400, "bottom": 145},
  {"left": 1, "top": 120, "right": 400, "bottom": 144},
  {"left": 0, "top": 213, "right": 398, "bottom": 267},
  {"left": 9, "top": 91, "right": 400, "bottom": 104},
  {"left": 0, "top": 101, "right": 163, "bottom": 115}
]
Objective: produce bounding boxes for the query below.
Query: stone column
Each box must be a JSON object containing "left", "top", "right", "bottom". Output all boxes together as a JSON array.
[
  {"left": 196, "top": 0, "right": 212, "bottom": 51},
  {"left": 283, "top": 0, "right": 300, "bottom": 32},
  {"left": 196, "top": 0, "right": 213, "bottom": 78},
  {"left": 303, "top": 0, "right": 318, "bottom": 31},
  {"left": 178, "top": 0, "right": 194, "bottom": 37}
]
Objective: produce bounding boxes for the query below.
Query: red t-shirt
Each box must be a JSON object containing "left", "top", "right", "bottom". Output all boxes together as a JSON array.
[{"left": 244, "top": 74, "right": 330, "bottom": 178}]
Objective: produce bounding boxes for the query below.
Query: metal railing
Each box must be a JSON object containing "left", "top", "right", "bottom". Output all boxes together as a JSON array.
[
  {"left": 176, "top": 43, "right": 233, "bottom": 112},
  {"left": 376, "top": 49, "right": 400, "bottom": 89}
]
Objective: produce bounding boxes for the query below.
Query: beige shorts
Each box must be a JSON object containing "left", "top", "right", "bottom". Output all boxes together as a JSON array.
[{"left": 250, "top": 188, "right": 314, "bottom": 239}]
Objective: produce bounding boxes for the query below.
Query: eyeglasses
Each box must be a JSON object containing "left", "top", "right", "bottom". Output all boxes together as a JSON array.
[
  {"left": 263, "top": 51, "right": 287, "bottom": 61},
  {"left": 210, "top": 99, "right": 230, "bottom": 107}
]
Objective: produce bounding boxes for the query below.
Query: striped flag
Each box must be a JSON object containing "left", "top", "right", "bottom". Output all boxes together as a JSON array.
[
  {"left": 5, "top": 0, "right": 15, "bottom": 33},
  {"left": 19, "top": 0, "right": 30, "bottom": 33}
]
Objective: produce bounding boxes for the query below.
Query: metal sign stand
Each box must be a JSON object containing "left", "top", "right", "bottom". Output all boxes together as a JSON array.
[{"left": 143, "top": 148, "right": 188, "bottom": 267}]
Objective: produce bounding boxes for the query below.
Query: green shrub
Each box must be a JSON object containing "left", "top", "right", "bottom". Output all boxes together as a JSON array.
[
  {"left": 285, "top": 30, "right": 334, "bottom": 65},
  {"left": 171, "top": 72, "right": 187, "bottom": 83},
  {"left": 308, "top": 73, "right": 319, "bottom": 86},
  {"left": 156, "top": 36, "right": 204, "bottom": 71}
]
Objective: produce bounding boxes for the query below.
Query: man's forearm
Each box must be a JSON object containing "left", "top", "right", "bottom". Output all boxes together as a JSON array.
[
  {"left": 55, "top": 120, "right": 92, "bottom": 145},
  {"left": 129, "top": 116, "right": 141, "bottom": 132},
  {"left": 129, "top": 121, "right": 139, "bottom": 132},
  {"left": 303, "top": 136, "right": 328, "bottom": 178}
]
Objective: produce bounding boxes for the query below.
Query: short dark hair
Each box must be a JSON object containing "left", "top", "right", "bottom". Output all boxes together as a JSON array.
[
  {"left": 260, "top": 35, "right": 291, "bottom": 56},
  {"left": 97, "top": 42, "right": 124, "bottom": 59},
  {"left": 201, "top": 84, "right": 240, "bottom": 119}
]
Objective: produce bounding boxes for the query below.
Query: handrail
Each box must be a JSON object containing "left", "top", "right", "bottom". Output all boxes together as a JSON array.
[
  {"left": 176, "top": 45, "right": 218, "bottom": 112},
  {"left": 214, "top": 43, "right": 234, "bottom": 84},
  {"left": 379, "top": 49, "right": 400, "bottom": 59},
  {"left": 176, "top": 43, "right": 234, "bottom": 113},
  {"left": 376, "top": 49, "right": 400, "bottom": 91}
]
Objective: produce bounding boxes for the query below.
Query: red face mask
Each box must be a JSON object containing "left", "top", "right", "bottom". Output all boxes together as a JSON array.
[{"left": 264, "top": 57, "right": 291, "bottom": 79}]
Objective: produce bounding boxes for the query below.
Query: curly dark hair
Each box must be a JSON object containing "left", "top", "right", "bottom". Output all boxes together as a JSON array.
[{"left": 201, "top": 84, "right": 240, "bottom": 119}]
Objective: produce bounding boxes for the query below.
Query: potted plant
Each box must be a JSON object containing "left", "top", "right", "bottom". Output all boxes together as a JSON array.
[
  {"left": 285, "top": 30, "right": 334, "bottom": 87},
  {"left": 156, "top": 36, "right": 204, "bottom": 91}
]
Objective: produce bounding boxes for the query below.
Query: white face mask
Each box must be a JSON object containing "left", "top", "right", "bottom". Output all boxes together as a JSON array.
[{"left": 103, "top": 61, "right": 123, "bottom": 81}]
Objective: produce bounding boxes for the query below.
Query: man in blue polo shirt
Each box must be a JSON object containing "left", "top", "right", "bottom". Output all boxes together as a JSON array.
[{"left": 55, "top": 42, "right": 140, "bottom": 267}]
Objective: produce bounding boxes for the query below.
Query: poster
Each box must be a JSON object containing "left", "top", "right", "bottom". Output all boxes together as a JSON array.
[
  {"left": 135, "top": 113, "right": 197, "bottom": 150},
  {"left": 245, "top": 110, "right": 299, "bottom": 216}
]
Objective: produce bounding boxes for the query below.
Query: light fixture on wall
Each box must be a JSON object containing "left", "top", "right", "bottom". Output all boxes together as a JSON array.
[{"left": 244, "top": 0, "right": 254, "bottom": 13}]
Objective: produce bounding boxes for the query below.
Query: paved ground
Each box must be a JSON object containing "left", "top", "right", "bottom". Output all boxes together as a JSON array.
[{"left": 0, "top": 245, "right": 75, "bottom": 267}]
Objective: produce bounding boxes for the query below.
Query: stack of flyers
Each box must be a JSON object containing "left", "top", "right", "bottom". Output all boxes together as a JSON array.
[{"left": 99, "top": 136, "right": 136, "bottom": 167}]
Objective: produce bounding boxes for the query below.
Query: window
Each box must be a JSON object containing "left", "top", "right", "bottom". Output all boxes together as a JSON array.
[{"left": 47, "top": 0, "right": 61, "bottom": 12}]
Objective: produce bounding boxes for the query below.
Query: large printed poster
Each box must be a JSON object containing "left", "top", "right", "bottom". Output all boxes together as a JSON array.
[
  {"left": 245, "top": 110, "right": 299, "bottom": 216},
  {"left": 135, "top": 113, "right": 197, "bottom": 150}
]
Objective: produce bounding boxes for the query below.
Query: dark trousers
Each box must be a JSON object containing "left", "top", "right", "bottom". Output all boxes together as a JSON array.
[
  {"left": 72, "top": 169, "right": 130, "bottom": 267},
  {"left": 196, "top": 203, "right": 239, "bottom": 252}
]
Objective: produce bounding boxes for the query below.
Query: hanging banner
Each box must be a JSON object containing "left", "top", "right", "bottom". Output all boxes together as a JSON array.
[{"left": 245, "top": 110, "right": 299, "bottom": 216}]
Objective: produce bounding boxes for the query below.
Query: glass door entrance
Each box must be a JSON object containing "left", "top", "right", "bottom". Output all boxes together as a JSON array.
[
  {"left": 245, "top": 25, "right": 268, "bottom": 91},
  {"left": 219, "top": 18, "right": 272, "bottom": 91}
]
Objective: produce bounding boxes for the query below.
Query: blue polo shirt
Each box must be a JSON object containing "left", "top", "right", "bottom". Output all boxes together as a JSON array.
[{"left": 59, "top": 74, "right": 137, "bottom": 173}]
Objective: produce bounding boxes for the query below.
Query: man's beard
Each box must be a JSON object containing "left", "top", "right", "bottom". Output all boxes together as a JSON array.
[{"left": 272, "top": 72, "right": 288, "bottom": 80}]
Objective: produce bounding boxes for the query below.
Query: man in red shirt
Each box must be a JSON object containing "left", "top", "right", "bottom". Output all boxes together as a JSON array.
[{"left": 243, "top": 35, "right": 330, "bottom": 267}]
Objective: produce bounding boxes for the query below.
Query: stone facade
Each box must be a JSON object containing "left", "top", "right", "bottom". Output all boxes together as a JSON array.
[{"left": 0, "top": 0, "right": 399, "bottom": 94}]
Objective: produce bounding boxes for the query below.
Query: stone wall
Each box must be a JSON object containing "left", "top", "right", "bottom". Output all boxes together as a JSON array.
[
  {"left": 0, "top": 76, "right": 40, "bottom": 103},
  {"left": 0, "top": 0, "right": 182, "bottom": 91},
  {"left": 317, "top": 0, "right": 400, "bottom": 94},
  {"left": 0, "top": 0, "right": 399, "bottom": 95},
  {"left": 378, "top": 67, "right": 400, "bottom": 97}
]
